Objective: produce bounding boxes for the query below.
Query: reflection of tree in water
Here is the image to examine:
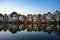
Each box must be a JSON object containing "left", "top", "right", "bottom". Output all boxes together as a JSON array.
[
  {"left": 46, "top": 24, "right": 54, "bottom": 34},
  {"left": 10, "top": 28, "right": 17, "bottom": 34},
  {"left": 8, "top": 23, "right": 19, "bottom": 34},
  {"left": 0, "top": 23, "right": 60, "bottom": 35}
]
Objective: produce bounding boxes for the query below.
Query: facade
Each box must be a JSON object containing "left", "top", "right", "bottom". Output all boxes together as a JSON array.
[
  {"left": 56, "top": 11, "right": 60, "bottom": 21},
  {"left": 18, "top": 15, "right": 25, "bottom": 23},
  {"left": 0, "top": 11, "right": 60, "bottom": 23},
  {"left": 0, "top": 13, "right": 4, "bottom": 22},
  {"left": 9, "top": 12, "right": 18, "bottom": 22},
  {"left": 8, "top": 15, "right": 11, "bottom": 22},
  {"left": 53, "top": 11, "right": 60, "bottom": 21},
  {"left": 3, "top": 14, "right": 9, "bottom": 22},
  {"left": 26, "top": 14, "right": 33, "bottom": 23},
  {"left": 46, "top": 12, "right": 55, "bottom": 22},
  {"left": 41, "top": 14, "right": 47, "bottom": 23},
  {"left": 37, "top": 14, "right": 41, "bottom": 23},
  {"left": 33, "top": 14, "right": 38, "bottom": 23}
]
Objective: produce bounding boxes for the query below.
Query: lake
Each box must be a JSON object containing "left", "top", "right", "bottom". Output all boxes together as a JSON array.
[{"left": 0, "top": 23, "right": 60, "bottom": 40}]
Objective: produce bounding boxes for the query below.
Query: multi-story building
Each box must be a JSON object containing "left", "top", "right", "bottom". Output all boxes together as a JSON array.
[
  {"left": 53, "top": 11, "right": 60, "bottom": 21},
  {"left": 33, "top": 14, "right": 38, "bottom": 23},
  {"left": 37, "top": 14, "right": 41, "bottom": 24},
  {"left": 0, "top": 13, "right": 4, "bottom": 22},
  {"left": 41, "top": 14, "right": 47, "bottom": 23},
  {"left": 9, "top": 12, "right": 18, "bottom": 23},
  {"left": 8, "top": 15, "right": 11, "bottom": 22},
  {"left": 56, "top": 11, "right": 60, "bottom": 21},
  {"left": 46, "top": 12, "right": 55, "bottom": 22},
  {"left": 26, "top": 14, "right": 33, "bottom": 23},
  {"left": 18, "top": 15, "right": 25, "bottom": 23},
  {"left": 0, "top": 11, "right": 59, "bottom": 24},
  {"left": 3, "top": 14, "right": 9, "bottom": 22}
]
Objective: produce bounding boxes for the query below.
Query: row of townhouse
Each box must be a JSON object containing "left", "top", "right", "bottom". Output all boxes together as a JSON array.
[
  {"left": 26, "top": 11, "right": 60, "bottom": 23},
  {"left": 0, "top": 12, "right": 26, "bottom": 23},
  {"left": 0, "top": 11, "right": 60, "bottom": 23}
]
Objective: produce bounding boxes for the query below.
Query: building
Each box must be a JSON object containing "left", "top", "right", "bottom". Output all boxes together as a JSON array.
[
  {"left": 3, "top": 14, "right": 9, "bottom": 22},
  {"left": 46, "top": 12, "right": 55, "bottom": 22},
  {"left": 33, "top": 14, "right": 38, "bottom": 23},
  {"left": 8, "top": 15, "right": 11, "bottom": 22},
  {"left": 0, "top": 13, "right": 4, "bottom": 22},
  {"left": 37, "top": 14, "right": 41, "bottom": 24},
  {"left": 26, "top": 14, "right": 33, "bottom": 23},
  {"left": 56, "top": 11, "right": 60, "bottom": 21},
  {"left": 18, "top": 15, "right": 25, "bottom": 23},
  {"left": 53, "top": 11, "right": 60, "bottom": 21},
  {"left": 41, "top": 14, "right": 47, "bottom": 23},
  {"left": 9, "top": 12, "right": 18, "bottom": 23}
]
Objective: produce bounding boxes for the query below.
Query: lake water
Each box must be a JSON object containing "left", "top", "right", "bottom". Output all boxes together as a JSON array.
[{"left": 0, "top": 23, "right": 60, "bottom": 40}]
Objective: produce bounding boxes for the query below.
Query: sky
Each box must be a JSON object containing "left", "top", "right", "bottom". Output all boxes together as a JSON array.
[{"left": 0, "top": 0, "right": 60, "bottom": 15}]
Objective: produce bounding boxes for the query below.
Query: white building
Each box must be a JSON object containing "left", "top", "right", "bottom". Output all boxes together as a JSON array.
[
  {"left": 19, "top": 15, "right": 25, "bottom": 22},
  {"left": 53, "top": 11, "right": 60, "bottom": 21}
]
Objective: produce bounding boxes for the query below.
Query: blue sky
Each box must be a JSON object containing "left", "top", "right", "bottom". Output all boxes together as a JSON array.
[{"left": 0, "top": 0, "right": 60, "bottom": 15}]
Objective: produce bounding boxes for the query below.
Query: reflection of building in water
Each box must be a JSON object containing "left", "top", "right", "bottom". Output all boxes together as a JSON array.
[
  {"left": 37, "top": 24, "right": 41, "bottom": 31},
  {"left": 8, "top": 24, "right": 19, "bottom": 33},
  {"left": 19, "top": 24, "right": 25, "bottom": 31},
  {"left": 55, "top": 25, "right": 60, "bottom": 32},
  {"left": 26, "top": 24, "right": 33, "bottom": 31},
  {"left": 0, "top": 24, "right": 3, "bottom": 31},
  {"left": 53, "top": 25, "right": 60, "bottom": 35},
  {"left": 33, "top": 24, "right": 38, "bottom": 31},
  {"left": 0, "top": 23, "right": 60, "bottom": 35},
  {"left": 46, "top": 24, "right": 55, "bottom": 34},
  {"left": 3, "top": 23, "right": 8, "bottom": 31},
  {"left": 41, "top": 24, "right": 47, "bottom": 32}
]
